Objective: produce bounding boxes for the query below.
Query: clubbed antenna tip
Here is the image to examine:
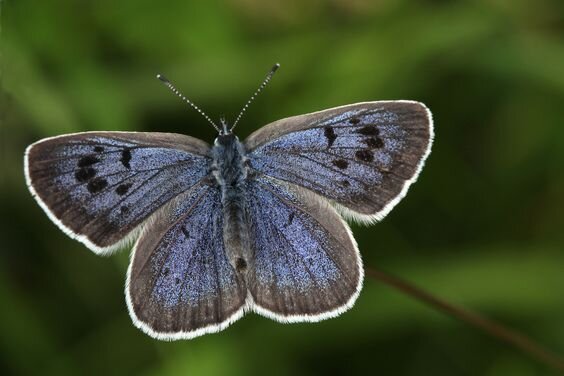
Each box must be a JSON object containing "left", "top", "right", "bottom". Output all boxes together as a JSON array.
[{"left": 156, "top": 74, "right": 170, "bottom": 84}]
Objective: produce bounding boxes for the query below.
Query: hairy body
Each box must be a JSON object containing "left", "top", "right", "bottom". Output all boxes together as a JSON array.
[{"left": 211, "top": 132, "right": 251, "bottom": 273}]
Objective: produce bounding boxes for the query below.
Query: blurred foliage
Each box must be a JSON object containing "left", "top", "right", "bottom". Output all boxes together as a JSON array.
[{"left": 2, "top": 0, "right": 564, "bottom": 375}]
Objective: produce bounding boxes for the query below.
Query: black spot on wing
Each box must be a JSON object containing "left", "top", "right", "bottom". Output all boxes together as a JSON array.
[
  {"left": 181, "top": 227, "right": 189, "bottom": 238},
  {"left": 120, "top": 205, "right": 129, "bottom": 214},
  {"left": 77, "top": 155, "right": 100, "bottom": 167},
  {"left": 357, "top": 125, "right": 379, "bottom": 136},
  {"left": 355, "top": 150, "right": 374, "bottom": 162},
  {"left": 340, "top": 180, "right": 350, "bottom": 187},
  {"left": 364, "top": 137, "right": 384, "bottom": 148},
  {"left": 324, "top": 126, "right": 337, "bottom": 148},
  {"left": 87, "top": 177, "right": 108, "bottom": 193},
  {"left": 94, "top": 146, "right": 105, "bottom": 153},
  {"left": 121, "top": 149, "right": 132, "bottom": 169},
  {"left": 75, "top": 167, "right": 96, "bottom": 182},
  {"left": 116, "top": 183, "right": 132, "bottom": 196},
  {"left": 332, "top": 159, "right": 349, "bottom": 169},
  {"left": 163, "top": 268, "right": 170, "bottom": 276},
  {"left": 287, "top": 212, "right": 295, "bottom": 226},
  {"left": 349, "top": 117, "right": 361, "bottom": 124}
]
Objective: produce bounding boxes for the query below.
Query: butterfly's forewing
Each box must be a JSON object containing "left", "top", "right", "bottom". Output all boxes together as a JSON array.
[
  {"left": 245, "top": 101, "right": 433, "bottom": 222},
  {"left": 246, "top": 175, "right": 362, "bottom": 320},
  {"left": 126, "top": 185, "right": 247, "bottom": 339},
  {"left": 25, "top": 132, "right": 210, "bottom": 254}
]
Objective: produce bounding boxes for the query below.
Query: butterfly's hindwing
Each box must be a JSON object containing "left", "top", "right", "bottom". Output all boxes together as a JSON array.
[
  {"left": 245, "top": 101, "right": 433, "bottom": 222},
  {"left": 127, "top": 185, "right": 247, "bottom": 339},
  {"left": 246, "top": 176, "right": 362, "bottom": 321},
  {"left": 25, "top": 132, "right": 210, "bottom": 253}
]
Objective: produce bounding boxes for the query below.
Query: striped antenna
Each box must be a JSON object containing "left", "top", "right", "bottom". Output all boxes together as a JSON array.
[
  {"left": 230, "top": 63, "right": 280, "bottom": 132},
  {"left": 156, "top": 74, "right": 221, "bottom": 133}
]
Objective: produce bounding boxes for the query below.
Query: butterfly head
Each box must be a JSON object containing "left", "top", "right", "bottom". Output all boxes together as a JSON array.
[
  {"left": 219, "top": 118, "right": 232, "bottom": 136},
  {"left": 214, "top": 118, "right": 240, "bottom": 146}
]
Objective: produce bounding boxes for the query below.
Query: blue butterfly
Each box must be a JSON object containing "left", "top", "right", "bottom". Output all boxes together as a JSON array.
[{"left": 24, "top": 64, "right": 433, "bottom": 340}]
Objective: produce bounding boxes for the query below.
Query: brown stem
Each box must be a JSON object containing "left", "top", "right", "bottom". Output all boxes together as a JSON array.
[{"left": 365, "top": 266, "right": 564, "bottom": 372}]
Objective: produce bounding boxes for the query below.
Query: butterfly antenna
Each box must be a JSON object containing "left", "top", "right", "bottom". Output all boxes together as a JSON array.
[
  {"left": 230, "top": 63, "right": 280, "bottom": 132},
  {"left": 156, "top": 74, "right": 221, "bottom": 132}
]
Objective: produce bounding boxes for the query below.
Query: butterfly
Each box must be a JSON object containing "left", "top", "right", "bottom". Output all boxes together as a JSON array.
[{"left": 24, "top": 64, "right": 433, "bottom": 340}]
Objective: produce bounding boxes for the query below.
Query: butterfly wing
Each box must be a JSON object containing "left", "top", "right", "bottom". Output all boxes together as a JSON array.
[
  {"left": 126, "top": 184, "right": 247, "bottom": 339},
  {"left": 25, "top": 132, "right": 210, "bottom": 254},
  {"left": 245, "top": 101, "right": 433, "bottom": 222},
  {"left": 246, "top": 176, "right": 362, "bottom": 321}
]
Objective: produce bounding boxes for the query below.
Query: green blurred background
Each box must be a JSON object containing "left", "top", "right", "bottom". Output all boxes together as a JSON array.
[{"left": 2, "top": 0, "right": 564, "bottom": 375}]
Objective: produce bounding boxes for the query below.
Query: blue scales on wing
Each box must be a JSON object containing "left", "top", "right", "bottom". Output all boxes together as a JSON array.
[
  {"left": 25, "top": 132, "right": 211, "bottom": 252},
  {"left": 245, "top": 101, "right": 432, "bottom": 221},
  {"left": 246, "top": 176, "right": 362, "bottom": 319},
  {"left": 127, "top": 185, "right": 247, "bottom": 338}
]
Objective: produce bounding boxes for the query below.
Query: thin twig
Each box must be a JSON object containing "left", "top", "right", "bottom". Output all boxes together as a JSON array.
[{"left": 365, "top": 266, "right": 564, "bottom": 372}]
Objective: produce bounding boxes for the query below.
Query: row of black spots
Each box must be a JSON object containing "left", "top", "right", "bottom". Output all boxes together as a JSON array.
[
  {"left": 354, "top": 125, "right": 381, "bottom": 163},
  {"left": 76, "top": 150, "right": 107, "bottom": 193},
  {"left": 75, "top": 152, "right": 102, "bottom": 183},
  {"left": 115, "top": 182, "right": 132, "bottom": 196},
  {"left": 324, "top": 126, "right": 337, "bottom": 148},
  {"left": 332, "top": 159, "right": 349, "bottom": 170},
  {"left": 120, "top": 148, "right": 132, "bottom": 169},
  {"left": 87, "top": 177, "right": 108, "bottom": 193}
]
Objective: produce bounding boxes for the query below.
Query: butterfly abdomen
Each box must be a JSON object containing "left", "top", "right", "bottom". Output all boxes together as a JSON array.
[{"left": 211, "top": 133, "right": 252, "bottom": 274}]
